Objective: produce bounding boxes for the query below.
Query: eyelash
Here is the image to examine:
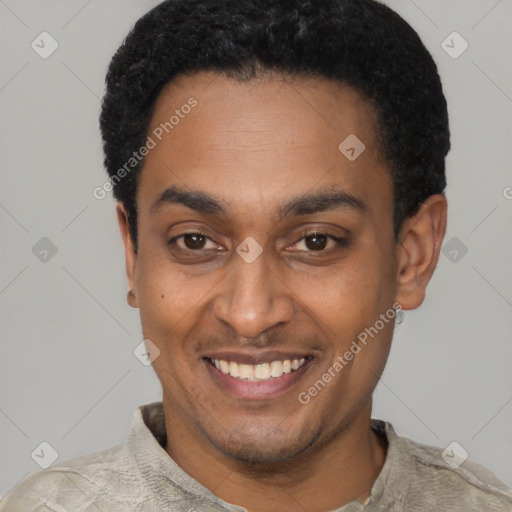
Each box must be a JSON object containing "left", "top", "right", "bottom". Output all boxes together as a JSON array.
[
  {"left": 290, "top": 231, "right": 349, "bottom": 252},
  {"left": 167, "top": 230, "right": 349, "bottom": 254}
]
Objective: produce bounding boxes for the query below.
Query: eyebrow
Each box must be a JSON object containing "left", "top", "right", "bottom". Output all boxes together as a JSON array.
[{"left": 150, "top": 184, "right": 366, "bottom": 220}]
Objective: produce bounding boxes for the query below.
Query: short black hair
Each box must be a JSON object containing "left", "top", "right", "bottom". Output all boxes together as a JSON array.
[{"left": 100, "top": 0, "right": 450, "bottom": 251}]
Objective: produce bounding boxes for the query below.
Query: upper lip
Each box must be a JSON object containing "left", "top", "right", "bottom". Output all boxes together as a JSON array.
[{"left": 202, "top": 350, "right": 313, "bottom": 365}]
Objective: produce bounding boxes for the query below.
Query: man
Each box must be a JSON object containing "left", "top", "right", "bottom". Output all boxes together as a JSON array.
[{"left": 2, "top": 0, "right": 511, "bottom": 510}]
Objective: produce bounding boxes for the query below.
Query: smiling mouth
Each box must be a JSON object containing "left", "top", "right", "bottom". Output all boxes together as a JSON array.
[{"left": 206, "top": 357, "right": 312, "bottom": 381}]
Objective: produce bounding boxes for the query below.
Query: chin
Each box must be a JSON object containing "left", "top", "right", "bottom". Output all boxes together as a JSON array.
[{"left": 201, "top": 420, "right": 321, "bottom": 466}]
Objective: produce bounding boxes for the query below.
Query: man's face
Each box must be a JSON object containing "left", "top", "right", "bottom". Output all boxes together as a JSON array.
[{"left": 127, "top": 71, "right": 400, "bottom": 463}]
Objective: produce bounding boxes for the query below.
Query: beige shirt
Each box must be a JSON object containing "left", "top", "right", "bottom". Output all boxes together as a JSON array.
[{"left": 1, "top": 401, "right": 511, "bottom": 511}]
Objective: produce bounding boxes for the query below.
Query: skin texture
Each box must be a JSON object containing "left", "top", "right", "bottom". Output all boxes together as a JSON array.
[{"left": 117, "top": 71, "right": 447, "bottom": 512}]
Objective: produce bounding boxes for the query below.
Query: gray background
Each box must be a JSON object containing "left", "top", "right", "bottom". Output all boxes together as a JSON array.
[{"left": 1, "top": 0, "right": 511, "bottom": 498}]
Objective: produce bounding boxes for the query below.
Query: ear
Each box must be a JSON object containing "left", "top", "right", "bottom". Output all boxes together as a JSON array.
[
  {"left": 395, "top": 194, "right": 447, "bottom": 310},
  {"left": 116, "top": 203, "right": 139, "bottom": 308}
]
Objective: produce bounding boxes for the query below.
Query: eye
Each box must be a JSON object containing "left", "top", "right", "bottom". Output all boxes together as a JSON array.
[
  {"left": 168, "top": 232, "right": 221, "bottom": 252},
  {"left": 167, "top": 230, "right": 348, "bottom": 258},
  {"left": 290, "top": 232, "right": 348, "bottom": 253}
]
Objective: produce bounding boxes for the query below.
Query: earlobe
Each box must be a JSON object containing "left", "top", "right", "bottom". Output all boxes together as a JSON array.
[
  {"left": 116, "top": 203, "right": 139, "bottom": 308},
  {"left": 127, "top": 289, "right": 138, "bottom": 308},
  {"left": 395, "top": 194, "right": 447, "bottom": 310}
]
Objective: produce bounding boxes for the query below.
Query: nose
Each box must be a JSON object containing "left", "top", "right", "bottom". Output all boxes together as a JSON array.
[{"left": 212, "top": 248, "right": 295, "bottom": 339}]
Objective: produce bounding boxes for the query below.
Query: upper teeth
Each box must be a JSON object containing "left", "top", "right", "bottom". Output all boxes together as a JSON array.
[{"left": 212, "top": 358, "right": 306, "bottom": 380}]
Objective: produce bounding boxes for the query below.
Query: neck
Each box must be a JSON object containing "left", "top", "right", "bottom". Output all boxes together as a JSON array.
[{"left": 163, "top": 398, "right": 387, "bottom": 512}]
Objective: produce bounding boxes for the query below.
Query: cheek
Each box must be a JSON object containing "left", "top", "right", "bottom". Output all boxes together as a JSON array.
[
  {"left": 134, "top": 251, "right": 228, "bottom": 353},
  {"left": 329, "top": 254, "right": 396, "bottom": 376},
  {"left": 135, "top": 267, "right": 204, "bottom": 387},
  {"left": 296, "top": 254, "right": 389, "bottom": 335},
  {"left": 134, "top": 253, "right": 193, "bottom": 337}
]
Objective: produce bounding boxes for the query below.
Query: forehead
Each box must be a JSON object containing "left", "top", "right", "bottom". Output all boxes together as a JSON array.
[{"left": 137, "top": 71, "right": 392, "bottom": 225}]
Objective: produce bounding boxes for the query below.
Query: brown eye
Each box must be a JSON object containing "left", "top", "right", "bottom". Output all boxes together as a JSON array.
[
  {"left": 289, "top": 231, "right": 349, "bottom": 254},
  {"left": 182, "top": 233, "right": 207, "bottom": 250},
  {"left": 304, "top": 233, "right": 328, "bottom": 251},
  {"left": 168, "top": 231, "right": 222, "bottom": 254}
]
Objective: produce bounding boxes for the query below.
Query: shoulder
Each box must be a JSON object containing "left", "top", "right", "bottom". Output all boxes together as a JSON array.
[
  {"left": 0, "top": 444, "right": 144, "bottom": 512},
  {"left": 394, "top": 429, "right": 512, "bottom": 510}
]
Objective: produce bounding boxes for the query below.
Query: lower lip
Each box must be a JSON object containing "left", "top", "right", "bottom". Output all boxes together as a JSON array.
[{"left": 204, "top": 358, "right": 313, "bottom": 399}]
